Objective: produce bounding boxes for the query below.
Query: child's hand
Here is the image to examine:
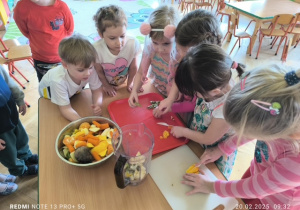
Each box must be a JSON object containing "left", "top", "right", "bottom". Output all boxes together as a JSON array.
[
  {"left": 19, "top": 104, "right": 27, "bottom": 116},
  {"left": 0, "top": 139, "right": 6, "bottom": 151},
  {"left": 196, "top": 146, "right": 224, "bottom": 167},
  {"left": 127, "top": 84, "right": 133, "bottom": 93},
  {"left": 158, "top": 98, "right": 173, "bottom": 115},
  {"left": 181, "top": 172, "right": 214, "bottom": 195},
  {"left": 91, "top": 104, "right": 102, "bottom": 116},
  {"left": 170, "top": 126, "right": 186, "bottom": 138},
  {"left": 153, "top": 107, "right": 163, "bottom": 118},
  {"left": 103, "top": 85, "right": 117, "bottom": 97},
  {"left": 138, "top": 86, "right": 144, "bottom": 93},
  {"left": 128, "top": 92, "right": 139, "bottom": 107}
]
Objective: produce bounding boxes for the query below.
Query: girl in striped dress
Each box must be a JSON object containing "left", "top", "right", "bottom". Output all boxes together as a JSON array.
[
  {"left": 183, "top": 64, "right": 300, "bottom": 210},
  {"left": 128, "top": 5, "right": 179, "bottom": 106}
]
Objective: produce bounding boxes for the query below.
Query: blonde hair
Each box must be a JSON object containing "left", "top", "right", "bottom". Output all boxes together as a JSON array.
[
  {"left": 59, "top": 34, "right": 97, "bottom": 68},
  {"left": 224, "top": 65, "right": 300, "bottom": 145},
  {"left": 147, "top": 5, "right": 179, "bottom": 40},
  {"left": 93, "top": 5, "right": 127, "bottom": 34}
]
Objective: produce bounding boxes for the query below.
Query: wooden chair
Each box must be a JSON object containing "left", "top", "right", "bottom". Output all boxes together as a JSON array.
[
  {"left": 194, "top": 0, "right": 213, "bottom": 11},
  {"left": 216, "top": 0, "right": 235, "bottom": 43},
  {"left": 0, "top": 38, "right": 20, "bottom": 58},
  {"left": 280, "top": 13, "right": 300, "bottom": 61},
  {"left": 255, "top": 14, "right": 295, "bottom": 59},
  {"left": 179, "top": 0, "right": 195, "bottom": 15},
  {"left": 0, "top": 42, "right": 34, "bottom": 89},
  {"left": 286, "top": 13, "right": 300, "bottom": 49},
  {"left": 229, "top": 17, "right": 254, "bottom": 56}
]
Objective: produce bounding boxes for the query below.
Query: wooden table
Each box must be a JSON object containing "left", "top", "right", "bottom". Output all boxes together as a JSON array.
[
  {"left": 38, "top": 83, "right": 246, "bottom": 209},
  {"left": 226, "top": 0, "right": 300, "bottom": 54}
]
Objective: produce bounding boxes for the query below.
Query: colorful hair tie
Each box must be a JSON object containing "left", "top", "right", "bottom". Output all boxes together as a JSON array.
[
  {"left": 284, "top": 71, "right": 300, "bottom": 86},
  {"left": 231, "top": 61, "right": 238, "bottom": 69},
  {"left": 251, "top": 100, "right": 281, "bottom": 116},
  {"left": 140, "top": 23, "right": 176, "bottom": 39}
]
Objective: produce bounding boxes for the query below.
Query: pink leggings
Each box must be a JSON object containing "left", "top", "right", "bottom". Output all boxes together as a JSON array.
[{"left": 241, "top": 167, "right": 263, "bottom": 207}]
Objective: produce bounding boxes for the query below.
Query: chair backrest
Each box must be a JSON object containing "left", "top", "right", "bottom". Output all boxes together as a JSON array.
[
  {"left": 289, "top": 13, "right": 300, "bottom": 33},
  {"left": 267, "top": 14, "right": 295, "bottom": 35},
  {"left": 273, "top": 14, "right": 295, "bottom": 25}
]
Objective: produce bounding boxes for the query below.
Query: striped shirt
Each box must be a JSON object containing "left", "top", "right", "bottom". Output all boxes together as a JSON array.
[
  {"left": 216, "top": 137, "right": 300, "bottom": 209},
  {"left": 148, "top": 53, "right": 172, "bottom": 97}
]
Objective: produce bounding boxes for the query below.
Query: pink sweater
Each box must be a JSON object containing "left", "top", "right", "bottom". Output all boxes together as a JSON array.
[{"left": 216, "top": 137, "right": 300, "bottom": 210}]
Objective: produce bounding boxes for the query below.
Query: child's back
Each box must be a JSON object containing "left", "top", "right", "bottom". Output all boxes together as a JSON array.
[{"left": 183, "top": 64, "right": 300, "bottom": 209}]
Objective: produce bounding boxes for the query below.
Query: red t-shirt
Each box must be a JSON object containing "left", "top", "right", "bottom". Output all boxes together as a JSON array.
[{"left": 14, "top": 0, "right": 74, "bottom": 63}]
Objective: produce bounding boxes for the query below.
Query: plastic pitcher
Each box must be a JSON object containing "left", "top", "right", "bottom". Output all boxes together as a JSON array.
[{"left": 113, "top": 123, "right": 154, "bottom": 189}]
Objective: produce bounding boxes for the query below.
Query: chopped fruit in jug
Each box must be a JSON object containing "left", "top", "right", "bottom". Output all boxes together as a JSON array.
[{"left": 124, "top": 151, "right": 147, "bottom": 181}]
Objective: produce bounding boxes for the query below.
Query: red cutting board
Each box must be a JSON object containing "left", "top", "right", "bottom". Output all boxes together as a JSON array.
[{"left": 108, "top": 93, "right": 189, "bottom": 155}]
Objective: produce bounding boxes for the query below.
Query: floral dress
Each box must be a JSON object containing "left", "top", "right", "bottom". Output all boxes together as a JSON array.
[{"left": 190, "top": 94, "right": 237, "bottom": 180}]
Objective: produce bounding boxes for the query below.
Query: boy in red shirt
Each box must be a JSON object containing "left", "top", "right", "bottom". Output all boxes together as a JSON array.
[{"left": 14, "top": 0, "right": 74, "bottom": 81}]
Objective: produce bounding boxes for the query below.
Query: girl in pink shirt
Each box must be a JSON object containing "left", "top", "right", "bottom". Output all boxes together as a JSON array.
[{"left": 182, "top": 65, "right": 300, "bottom": 210}]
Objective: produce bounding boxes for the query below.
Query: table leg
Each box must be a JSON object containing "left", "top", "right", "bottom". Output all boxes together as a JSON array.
[
  {"left": 226, "top": 12, "right": 237, "bottom": 42},
  {"left": 247, "top": 20, "right": 262, "bottom": 54}
]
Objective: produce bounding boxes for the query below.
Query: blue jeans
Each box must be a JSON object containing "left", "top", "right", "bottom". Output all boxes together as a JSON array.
[{"left": 0, "top": 120, "right": 32, "bottom": 176}]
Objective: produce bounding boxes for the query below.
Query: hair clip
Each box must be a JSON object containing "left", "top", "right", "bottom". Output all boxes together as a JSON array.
[
  {"left": 140, "top": 23, "right": 176, "bottom": 39},
  {"left": 240, "top": 71, "right": 250, "bottom": 91},
  {"left": 284, "top": 70, "right": 300, "bottom": 86},
  {"left": 231, "top": 61, "right": 238, "bottom": 69},
  {"left": 251, "top": 100, "right": 281, "bottom": 115}
]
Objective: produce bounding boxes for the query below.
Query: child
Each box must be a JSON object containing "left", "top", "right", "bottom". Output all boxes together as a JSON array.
[
  {"left": 154, "top": 9, "right": 223, "bottom": 117},
  {"left": 14, "top": 0, "right": 74, "bottom": 81},
  {"left": 39, "top": 34, "right": 103, "bottom": 121},
  {"left": 171, "top": 43, "right": 245, "bottom": 179},
  {"left": 93, "top": 5, "right": 140, "bottom": 97},
  {"left": 0, "top": 65, "right": 38, "bottom": 183},
  {"left": 182, "top": 65, "right": 300, "bottom": 209},
  {"left": 128, "top": 5, "right": 179, "bottom": 106}
]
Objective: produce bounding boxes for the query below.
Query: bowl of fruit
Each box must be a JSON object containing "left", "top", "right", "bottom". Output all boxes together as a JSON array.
[{"left": 55, "top": 116, "right": 122, "bottom": 167}]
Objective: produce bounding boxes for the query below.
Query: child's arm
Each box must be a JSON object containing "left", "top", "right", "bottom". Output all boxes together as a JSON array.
[
  {"left": 126, "top": 57, "right": 138, "bottom": 92},
  {"left": 49, "top": 82, "right": 81, "bottom": 121},
  {"left": 158, "top": 83, "right": 180, "bottom": 113},
  {"left": 214, "top": 154, "right": 300, "bottom": 199},
  {"left": 94, "top": 63, "right": 117, "bottom": 97},
  {"left": 13, "top": 4, "right": 29, "bottom": 38},
  {"left": 0, "top": 65, "right": 27, "bottom": 115},
  {"left": 62, "top": 3, "right": 74, "bottom": 36},
  {"left": 128, "top": 54, "right": 151, "bottom": 107},
  {"left": 196, "top": 136, "right": 255, "bottom": 166},
  {"left": 59, "top": 104, "right": 81, "bottom": 121},
  {"left": 170, "top": 118, "right": 231, "bottom": 145},
  {"left": 91, "top": 87, "right": 103, "bottom": 116}
]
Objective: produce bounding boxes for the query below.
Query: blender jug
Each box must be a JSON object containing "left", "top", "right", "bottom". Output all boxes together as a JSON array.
[{"left": 113, "top": 123, "right": 154, "bottom": 189}]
